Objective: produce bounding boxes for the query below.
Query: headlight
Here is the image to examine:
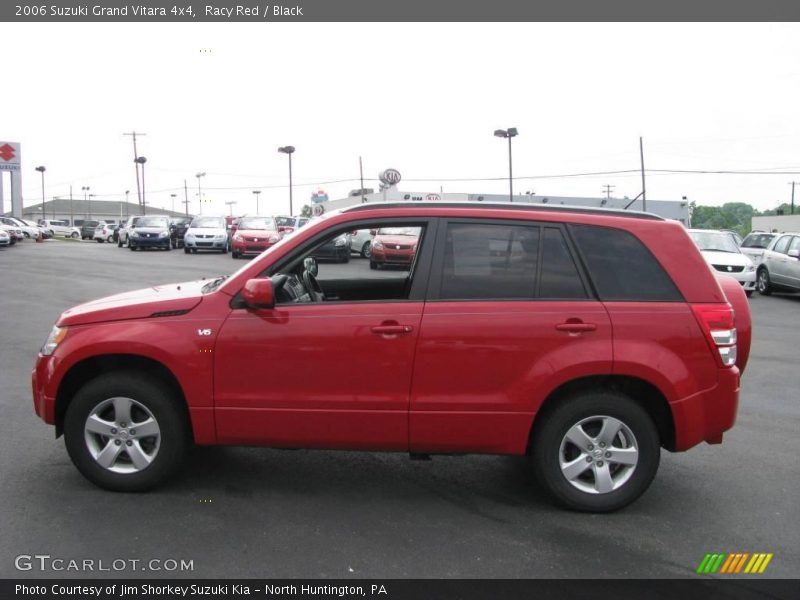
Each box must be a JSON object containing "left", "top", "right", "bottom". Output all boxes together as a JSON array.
[
  {"left": 41, "top": 326, "right": 68, "bottom": 356},
  {"left": 747, "top": 264, "right": 755, "bottom": 272},
  {"left": 268, "top": 235, "right": 280, "bottom": 243},
  {"left": 217, "top": 234, "right": 226, "bottom": 239},
  {"left": 130, "top": 231, "right": 139, "bottom": 238},
  {"left": 372, "top": 241, "right": 384, "bottom": 250},
  {"left": 335, "top": 237, "right": 346, "bottom": 247},
  {"left": 233, "top": 234, "right": 243, "bottom": 242},
  {"left": 159, "top": 230, "right": 169, "bottom": 238},
  {"left": 185, "top": 232, "right": 194, "bottom": 238}
]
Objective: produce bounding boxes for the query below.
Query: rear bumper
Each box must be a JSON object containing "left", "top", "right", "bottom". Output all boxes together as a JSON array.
[{"left": 670, "top": 366, "right": 740, "bottom": 451}]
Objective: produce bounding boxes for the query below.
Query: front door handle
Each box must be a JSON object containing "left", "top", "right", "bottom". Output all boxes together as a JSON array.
[
  {"left": 371, "top": 324, "right": 414, "bottom": 335},
  {"left": 555, "top": 322, "right": 597, "bottom": 333}
]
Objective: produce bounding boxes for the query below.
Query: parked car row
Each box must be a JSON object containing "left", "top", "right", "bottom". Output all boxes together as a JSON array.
[
  {"left": 688, "top": 227, "right": 800, "bottom": 297},
  {"left": 0, "top": 216, "right": 54, "bottom": 249}
]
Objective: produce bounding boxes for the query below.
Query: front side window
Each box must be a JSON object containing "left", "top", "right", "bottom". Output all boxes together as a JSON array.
[
  {"left": 773, "top": 235, "right": 792, "bottom": 255},
  {"left": 270, "top": 222, "right": 427, "bottom": 304}
]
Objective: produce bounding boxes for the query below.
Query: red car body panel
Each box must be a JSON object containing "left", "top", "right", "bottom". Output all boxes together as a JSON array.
[
  {"left": 410, "top": 301, "right": 613, "bottom": 454},
  {"left": 32, "top": 204, "right": 747, "bottom": 458},
  {"left": 371, "top": 233, "right": 418, "bottom": 265}
]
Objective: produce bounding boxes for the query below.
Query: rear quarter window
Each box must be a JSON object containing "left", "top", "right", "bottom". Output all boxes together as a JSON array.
[{"left": 569, "top": 224, "right": 683, "bottom": 302}]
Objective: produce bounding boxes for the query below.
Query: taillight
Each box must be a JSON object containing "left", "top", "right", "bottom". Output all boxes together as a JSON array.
[{"left": 691, "top": 303, "right": 737, "bottom": 368}]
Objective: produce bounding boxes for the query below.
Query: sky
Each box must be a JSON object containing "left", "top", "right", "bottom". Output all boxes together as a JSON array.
[{"left": 3, "top": 22, "right": 800, "bottom": 216}]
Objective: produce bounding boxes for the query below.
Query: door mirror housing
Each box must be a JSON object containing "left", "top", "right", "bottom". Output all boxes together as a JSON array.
[
  {"left": 369, "top": 229, "right": 377, "bottom": 236},
  {"left": 242, "top": 278, "right": 275, "bottom": 309}
]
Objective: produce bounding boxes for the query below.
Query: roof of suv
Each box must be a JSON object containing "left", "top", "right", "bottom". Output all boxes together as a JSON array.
[{"left": 342, "top": 201, "right": 664, "bottom": 221}]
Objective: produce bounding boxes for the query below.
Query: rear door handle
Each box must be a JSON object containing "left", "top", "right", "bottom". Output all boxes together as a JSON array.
[
  {"left": 555, "top": 322, "right": 597, "bottom": 333},
  {"left": 371, "top": 325, "right": 414, "bottom": 335}
]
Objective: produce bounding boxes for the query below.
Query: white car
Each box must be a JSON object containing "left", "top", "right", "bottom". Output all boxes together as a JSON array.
[
  {"left": 38, "top": 219, "right": 80, "bottom": 238},
  {"left": 688, "top": 229, "right": 756, "bottom": 296},
  {"left": 183, "top": 216, "right": 229, "bottom": 253},
  {"left": 739, "top": 231, "right": 778, "bottom": 267},
  {"left": 350, "top": 228, "right": 375, "bottom": 258},
  {"left": 0, "top": 223, "right": 24, "bottom": 242},
  {"left": 0, "top": 229, "right": 10, "bottom": 246},
  {"left": 0, "top": 216, "right": 40, "bottom": 239},
  {"left": 93, "top": 223, "right": 115, "bottom": 243}
]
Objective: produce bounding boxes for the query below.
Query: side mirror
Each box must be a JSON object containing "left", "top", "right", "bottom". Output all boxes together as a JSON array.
[
  {"left": 242, "top": 278, "right": 275, "bottom": 309},
  {"left": 369, "top": 229, "right": 377, "bottom": 236},
  {"left": 788, "top": 249, "right": 800, "bottom": 259},
  {"left": 303, "top": 256, "right": 318, "bottom": 276}
]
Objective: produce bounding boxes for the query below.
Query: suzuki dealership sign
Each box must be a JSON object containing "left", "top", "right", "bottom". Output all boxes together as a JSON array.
[{"left": 0, "top": 142, "right": 21, "bottom": 170}]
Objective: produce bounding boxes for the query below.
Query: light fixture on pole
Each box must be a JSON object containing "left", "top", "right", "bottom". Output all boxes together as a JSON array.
[
  {"left": 170, "top": 193, "right": 177, "bottom": 213},
  {"left": 252, "top": 190, "right": 261, "bottom": 214},
  {"left": 493, "top": 128, "right": 518, "bottom": 202},
  {"left": 88, "top": 194, "right": 96, "bottom": 220},
  {"left": 35, "top": 166, "right": 47, "bottom": 217},
  {"left": 278, "top": 146, "right": 295, "bottom": 215},
  {"left": 196, "top": 172, "right": 206, "bottom": 215},
  {"left": 225, "top": 200, "right": 237, "bottom": 216},
  {"left": 135, "top": 156, "right": 147, "bottom": 214}
]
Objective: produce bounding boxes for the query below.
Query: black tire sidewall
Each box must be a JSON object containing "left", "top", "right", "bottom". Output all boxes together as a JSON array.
[
  {"left": 63, "top": 372, "right": 189, "bottom": 492},
  {"left": 532, "top": 391, "right": 660, "bottom": 512}
]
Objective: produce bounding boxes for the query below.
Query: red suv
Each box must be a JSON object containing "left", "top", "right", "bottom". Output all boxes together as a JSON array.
[{"left": 32, "top": 203, "right": 750, "bottom": 511}]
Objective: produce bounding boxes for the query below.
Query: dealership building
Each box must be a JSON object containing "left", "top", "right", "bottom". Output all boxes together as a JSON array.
[{"left": 5, "top": 198, "right": 187, "bottom": 226}]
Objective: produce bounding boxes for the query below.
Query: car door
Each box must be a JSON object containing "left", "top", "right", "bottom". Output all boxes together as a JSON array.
[
  {"left": 766, "top": 235, "right": 793, "bottom": 285},
  {"left": 213, "top": 218, "right": 437, "bottom": 451},
  {"left": 409, "top": 219, "right": 612, "bottom": 455},
  {"left": 784, "top": 236, "right": 800, "bottom": 290}
]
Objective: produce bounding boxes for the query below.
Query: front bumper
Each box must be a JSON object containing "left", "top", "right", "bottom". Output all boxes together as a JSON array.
[
  {"left": 185, "top": 237, "right": 227, "bottom": 250},
  {"left": 670, "top": 366, "right": 740, "bottom": 451},
  {"left": 32, "top": 356, "right": 56, "bottom": 424},
  {"left": 130, "top": 236, "right": 171, "bottom": 248},
  {"left": 232, "top": 240, "right": 276, "bottom": 255},
  {"left": 372, "top": 248, "right": 415, "bottom": 265}
]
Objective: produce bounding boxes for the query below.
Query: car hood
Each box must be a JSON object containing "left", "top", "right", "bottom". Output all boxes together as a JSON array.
[
  {"left": 700, "top": 250, "right": 752, "bottom": 267},
  {"left": 376, "top": 235, "right": 418, "bottom": 246},
  {"left": 58, "top": 279, "right": 208, "bottom": 326},
  {"left": 236, "top": 228, "right": 280, "bottom": 238}
]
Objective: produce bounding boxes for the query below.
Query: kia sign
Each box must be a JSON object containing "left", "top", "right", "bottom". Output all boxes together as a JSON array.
[
  {"left": 379, "top": 168, "right": 401, "bottom": 186},
  {"left": 0, "top": 141, "right": 21, "bottom": 171},
  {"left": 425, "top": 194, "right": 441, "bottom": 202},
  {"left": 312, "top": 204, "right": 325, "bottom": 217}
]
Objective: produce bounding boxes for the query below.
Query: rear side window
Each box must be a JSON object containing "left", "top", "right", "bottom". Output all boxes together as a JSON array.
[
  {"left": 539, "top": 227, "right": 588, "bottom": 299},
  {"left": 441, "top": 223, "right": 540, "bottom": 299},
  {"left": 569, "top": 224, "right": 682, "bottom": 302}
]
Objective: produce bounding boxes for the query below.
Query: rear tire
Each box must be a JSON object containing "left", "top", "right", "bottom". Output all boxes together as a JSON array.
[
  {"left": 63, "top": 372, "right": 190, "bottom": 492},
  {"left": 531, "top": 390, "right": 660, "bottom": 512},
  {"left": 369, "top": 260, "right": 377, "bottom": 270},
  {"left": 184, "top": 247, "right": 190, "bottom": 254},
  {"left": 757, "top": 268, "right": 772, "bottom": 296},
  {"left": 70, "top": 232, "right": 79, "bottom": 239},
  {"left": 361, "top": 242, "right": 371, "bottom": 258}
]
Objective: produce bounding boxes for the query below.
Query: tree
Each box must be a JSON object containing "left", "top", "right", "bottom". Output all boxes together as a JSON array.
[{"left": 300, "top": 205, "right": 312, "bottom": 218}]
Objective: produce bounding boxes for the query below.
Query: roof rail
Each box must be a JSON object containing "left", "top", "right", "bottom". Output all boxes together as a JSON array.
[{"left": 342, "top": 201, "right": 664, "bottom": 221}]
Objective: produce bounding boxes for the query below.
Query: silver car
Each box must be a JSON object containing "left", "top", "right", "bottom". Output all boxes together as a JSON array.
[
  {"left": 740, "top": 231, "right": 778, "bottom": 266},
  {"left": 756, "top": 232, "right": 800, "bottom": 295}
]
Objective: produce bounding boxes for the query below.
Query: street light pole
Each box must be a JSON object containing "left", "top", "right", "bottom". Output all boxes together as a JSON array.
[
  {"left": 225, "top": 200, "right": 237, "bottom": 216},
  {"left": 278, "top": 146, "right": 295, "bottom": 215},
  {"left": 170, "top": 194, "right": 177, "bottom": 214},
  {"left": 125, "top": 190, "right": 130, "bottom": 217},
  {"left": 135, "top": 156, "right": 147, "bottom": 214},
  {"left": 81, "top": 186, "right": 90, "bottom": 221},
  {"left": 252, "top": 190, "right": 261, "bottom": 214},
  {"left": 196, "top": 172, "right": 206, "bottom": 215},
  {"left": 493, "top": 128, "right": 518, "bottom": 202},
  {"left": 35, "top": 166, "right": 47, "bottom": 217}
]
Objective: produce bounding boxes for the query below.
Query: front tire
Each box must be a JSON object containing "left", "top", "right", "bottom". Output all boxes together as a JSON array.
[
  {"left": 369, "top": 260, "right": 377, "bottom": 270},
  {"left": 184, "top": 247, "right": 190, "bottom": 254},
  {"left": 531, "top": 391, "right": 660, "bottom": 512},
  {"left": 757, "top": 268, "right": 772, "bottom": 296},
  {"left": 70, "top": 232, "right": 79, "bottom": 239},
  {"left": 63, "top": 372, "right": 190, "bottom": 492}
]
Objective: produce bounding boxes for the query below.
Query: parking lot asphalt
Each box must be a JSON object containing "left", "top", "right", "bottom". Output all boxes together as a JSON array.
[{"left": 1, "top": 239, "right": 798, "bottom": 579}]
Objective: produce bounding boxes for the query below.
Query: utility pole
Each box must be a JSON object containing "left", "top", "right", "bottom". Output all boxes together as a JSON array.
[
  {"left": 123, "top": 131, "right": 146, "bottom": 211},
  {"left": 790, "top": 181, "right": 797, "bottom": 215},
  {"left": 639, "top": 136, "right": 647, "bottom": 212},
  {"left": 184, "top": 180, "right": 189, "bottom": 216},
  {"left": 359, "top": 156, "right": 366, "bottom": 203},
  {"left": 602, "top": 184, "right": 615, "bottom": 200},
  {"left": 69, "top": 185, "right": 73, "bottom": 225}
]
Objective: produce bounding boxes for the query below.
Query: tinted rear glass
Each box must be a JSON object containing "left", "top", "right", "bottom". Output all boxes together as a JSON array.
[
  {"left": 539, "top": 228, "right": 587, "bottom": 299},
  {"left": 569, "top": 224, "right": 682, "bottom": 302}
]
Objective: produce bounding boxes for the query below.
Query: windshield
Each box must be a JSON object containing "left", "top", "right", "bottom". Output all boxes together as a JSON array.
[
  {"left": 238, "top": 217, "right": 276, "bottom": 230},
  {"left": 134, "top": 217, "right": 169, "bottom": 228},
  {"left": 377, "top": 227, "right": 421, "bottom": 236},
  {"left": 741, "top": 233, "right": 776, "bottom": 249},
  {"left": 172, "top": 218, "right": 192, "bottom": 226},
  {"left": 689, "top": 231, "right": 741, "bottom": 253},
  {"left": 191, "top": 217, "right": 225, "bottom": 229}
]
